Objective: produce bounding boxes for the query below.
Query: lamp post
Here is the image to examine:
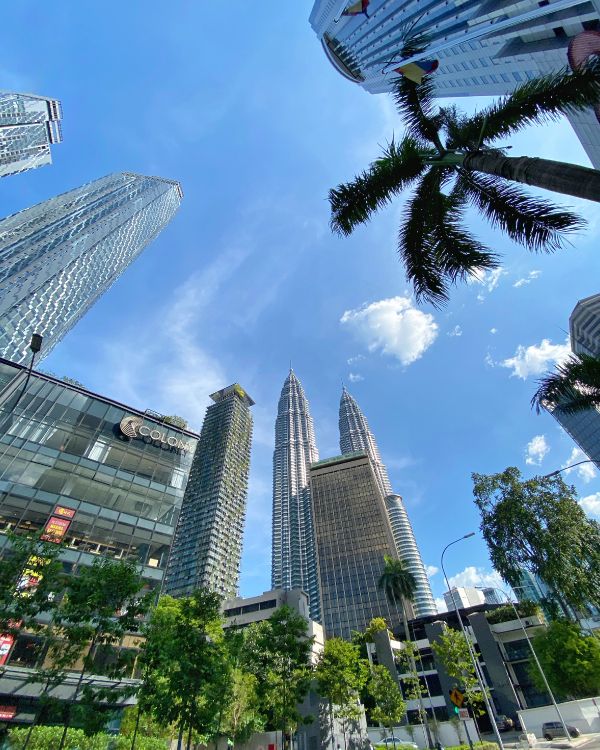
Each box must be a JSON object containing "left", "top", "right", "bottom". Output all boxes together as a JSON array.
[
  {"left": 542, "top": 459, "right": 598, "bottom": 478},
  {"left": 441, "top": 534, "right": 504, "bottom": 750},
  {"left": 479, "top": 586, "right": 572, "bottom": 741}
]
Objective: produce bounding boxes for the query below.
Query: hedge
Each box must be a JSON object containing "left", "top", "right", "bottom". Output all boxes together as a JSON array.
[{"left": 8, "top": 726, "right": 169, "bottom": 750}]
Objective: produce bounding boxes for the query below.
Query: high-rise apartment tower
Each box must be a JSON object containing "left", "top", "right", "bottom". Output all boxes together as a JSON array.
[
  {"left": 272, "top": 370, "right": 321, "bottom": 620},
  {"left": 163, "top": 384, "right": 254, "bottom": 600},
  {"left": 310, "top": 452, "right": 408, "bottom": 639},
  {"left": 549, "top": 292, "right": 600, "bottom": 470},
  {"left": 0, "top": 92, "right": 62, "bottom": 178},
  {"left": 0, "top": 172, "right": 182, "bottom": 364},
  {"left": 339, "top": 387, "right": 436, "bottom": 617},
  {"left": 309, "top": 1, "right": 600, "bottom": 167}
]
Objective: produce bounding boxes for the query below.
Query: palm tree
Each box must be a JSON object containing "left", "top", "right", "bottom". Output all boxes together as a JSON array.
[
  {"left": 532, "top": 354, "right": 600, "bottom": 414},
  {"left": 330, "top": 61, "right": 600, "bottom": 305},
  {"left": 378, "top": 556, "right": 432, "bottom": 748}
]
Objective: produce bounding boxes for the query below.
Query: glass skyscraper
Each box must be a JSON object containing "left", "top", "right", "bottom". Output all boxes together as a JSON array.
[
  {"left": 0, "top": 92, "right": 62, "bottom": 178},
  {"left": 549, "top": 292, "right": 600, "bottom": 470},
  {"left": 164, "top": 384, "right": 254, "bottom": 600},
  {"left": 0, "top": 172, "right": 183, "bottom": 365},
  {"left": 339, "top": 387, "right": 436, "bottom": 617},
  {"left": 309, "top": 0, "right": 600, "bottom": 167},
  {"left": 271, "top": 370, "right": 321, "bottom": 621}
]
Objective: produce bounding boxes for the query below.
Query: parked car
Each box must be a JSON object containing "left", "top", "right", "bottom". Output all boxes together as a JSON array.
[
  {"left": 542, "top": 722, "right": 581, "bottom": 740},
  {"left": 381, "top": 740, "right": 419, "bottom": 749},
  {"left": 496, "top": 715, "right": 515, "bottom": 731}
]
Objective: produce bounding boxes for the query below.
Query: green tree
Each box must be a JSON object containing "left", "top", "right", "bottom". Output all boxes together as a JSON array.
[
  {"left": 54, "top": 558, "right": 151, "bottom": 750},
  {"left": 530, "top": 620, "right": 600, "bottom": 700},
  {"left": 162, "top": 415, "right": 188, "bottom": 430},
  {"left": 242, "top": 606, "right": 314, "bottom": 750},
  {"left": 221, "top": 669, "right": 263, "bottom": 748},
  {"left": 315, "top": 638, "right": 369, "bottom": 750},
  {"left": 363, "top": 617, "right": 391, "bottom": 643},
  {"left": 472, "top": 467, "right": 600, "bottom": 614},
  {"left": 368, "top": 664, "right": 406, "bottom": 748},
  {"left": 532, "top": 353, "right": 600, "bottom": 415},
  {"left": 329, "top": 62, "right": 600, "bottom": 305},
  {"left": 431, "top": 627, "right": 487, "bottom": 716},
  {"left": 139, "top": 590, "right": 231, "bottom": 750}
]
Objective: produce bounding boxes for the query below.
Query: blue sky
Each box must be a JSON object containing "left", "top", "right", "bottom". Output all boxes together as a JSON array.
[{"left": 2, "top": 2, "right": 600, "bottom": 610}]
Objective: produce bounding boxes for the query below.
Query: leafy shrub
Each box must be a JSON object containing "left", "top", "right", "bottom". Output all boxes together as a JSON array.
[
  {"left": 486, "top": 601, "right": 541, "bottom": 624},
  {"left": 9, "top": 726, "right": 169, "bottom": 750}
]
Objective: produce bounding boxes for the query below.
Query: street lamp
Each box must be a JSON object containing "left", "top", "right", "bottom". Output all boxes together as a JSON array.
[
  {"left": 541, "top": 458, "right": 597, "bottom": 478},
  {"left": 441, "top": 534, "right": 505, "bottom": 750},
  {"left": 477, "top": 586, "right": 571, "bottom": 741}
]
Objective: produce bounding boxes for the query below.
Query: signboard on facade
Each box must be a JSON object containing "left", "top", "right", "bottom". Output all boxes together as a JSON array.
[
  {"left": 119, "top": 415, "right": 192, "bottom": 452},
  {"left": 16, "top": 556, "right": 46, "bottom": 596},
  {"left": 0, "top": 635, "right": 14, "bottom": 666},
  {"left": 53, "top": 505, "right": 76, "bottom": 519},
  {"left": 0, "top": 705, "right": 17, "bottom": 720},
  {"left": 41, "top": 515, "right": 71, "bottom": 542}
]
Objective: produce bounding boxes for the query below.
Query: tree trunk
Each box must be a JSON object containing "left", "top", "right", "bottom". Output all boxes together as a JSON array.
[{"left": 462, "top": 151, "right": 600, "bottom": 203}]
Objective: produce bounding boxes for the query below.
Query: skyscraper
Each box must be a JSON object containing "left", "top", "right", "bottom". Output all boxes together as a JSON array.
[
  {"left": 339, "top": 387, "right": 436, "bottom": 617},
  {"left": 0, "top": 92, "right": 62, "bottom": 178},
  {"left": 272, "top": 370, "right": 321, "bottom": 620},
  {"left": 163, "top": 384, "right": 254, "bottom": 600},
  {"left": 549, "top": 292, "right": 600, "bottom": 469},
  {"left": 309, "top": 1, "right": 600, "bottom": 167},
  {"left": 310, "top": 452, "right": 406, "bottom": 639},
  {"left": 0, "top": 172, "right": 182, "bottom": 364}
]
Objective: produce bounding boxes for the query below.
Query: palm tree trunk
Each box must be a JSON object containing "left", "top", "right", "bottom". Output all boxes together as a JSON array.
[{"left": 461, "top": 151, "right": 600, "bottom": 202}]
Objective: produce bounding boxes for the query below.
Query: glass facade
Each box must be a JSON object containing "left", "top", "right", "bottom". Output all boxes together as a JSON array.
[
  {"left": 0, "top": 92, "right": 62, "bottom": 178},
  {"left": 0, "top": 171, "right": 182, "bottom": 365},
  {"left": 0, "top": 358, "right": 197, "bottom": 587},
  {"left": 310, "top": 452, "right": 404, "bottom": 640},
  {"left": 164, "top": 384, "right": 254, "bottom": 600},
  {"left": 271, "top": 370, "right": 321, "bottom": 621}
]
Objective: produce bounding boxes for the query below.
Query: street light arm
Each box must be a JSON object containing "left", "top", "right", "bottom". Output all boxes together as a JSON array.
[{"left": 542, "top": 459, "right": 598, "bottom": 478}]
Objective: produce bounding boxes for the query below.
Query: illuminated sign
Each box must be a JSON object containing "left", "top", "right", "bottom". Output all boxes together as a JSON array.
[
  {"left": 53, "top": 505, "right": 76, "bottom": 519},
  {"left": 0, "top": 705, "right": 16, "bottom": 720},
  {"left": 119, "top": 415, "right": 192, "bottom": 452},
  {"left": 0, "top": 635, "right": 14, "bottom": 666},
  {"left": 41, "top": 515, "right": 71, "bottom": 543},
  {"left": 16, "top": 556, "right": 46, "bottom": 597}
]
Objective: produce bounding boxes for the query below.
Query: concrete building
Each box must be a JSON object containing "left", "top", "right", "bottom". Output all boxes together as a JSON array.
[
  {"left": 339, "top": 388, "right": 436, "bottom": 617},
  {"left": 309, "top": 0, "right": 600, "bottom": 167},
  {"left": 0, "top": 92, "right": 62, "bottom": 178},
  {"left": 272, "top": 371, "right": 321, "bottom": 621},
  {"left": 310, "top": 452, "right": 408, "bottom": 639},
  {"left": 0, "top": 172, "right": 182, "bottom": 365},
  {"left": 444, "top": 586, "right": 486, "bottom": 611},
  {"left": 548, "top": 292, "right": 600, "bottom": 470},
  {"left": 164, "top": 384, "right": 254, "bottom": 600}
]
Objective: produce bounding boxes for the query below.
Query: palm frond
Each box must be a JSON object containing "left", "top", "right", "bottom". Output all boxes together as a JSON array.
[
  {"left": 457, "top": 170, "right": 584, "bottom": 252},
  {"left": 399, "top": 169, "right": 498, "bottom": 305},
  {"left": 329, "top": 136, "right": 426, "bottom": 236},
  {"left": 532, "top": 354, "right": 600, "bottom": 414},
  {"left": 458, "top": 58, "right": 600, "bottom": 146},
  {"left": 392, "top": 76, "right": 444, "bottom": 150}
]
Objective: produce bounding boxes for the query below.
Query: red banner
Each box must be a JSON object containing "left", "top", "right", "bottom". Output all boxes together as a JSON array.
[
  {"left": 53, "top": 506, "right": 76, "bottom": 519},
  {"left": 41, "top": 515, "right": 71, "bottom": 543},
  {"left": 0, "top": 705, "right": 17, "bottom": 720},
  {"left": 0, "top": 635, "right": 14, "bottom": 666}
]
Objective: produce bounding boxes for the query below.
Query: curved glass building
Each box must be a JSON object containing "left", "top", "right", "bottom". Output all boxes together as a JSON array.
[{"left": 339, "top": 387, "right": 436, "bottom": 617}]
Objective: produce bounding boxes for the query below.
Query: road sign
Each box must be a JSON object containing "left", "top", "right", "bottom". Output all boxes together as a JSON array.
[
  {"left": 449, "top": 687, "right": 465, "bottom": 707},
  {"left": 458, "top": 708, "right": 469, "bottom": 721}
]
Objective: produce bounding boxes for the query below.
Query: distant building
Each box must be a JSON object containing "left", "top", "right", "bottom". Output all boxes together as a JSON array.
[
  {"left": 310, "top": 452, "right": 408, "bottom": 639},
  {"left": 164, "top": 384, "right": 254, "bottom": 600},
  {"left": 309, "top": 0, "right": 600, "bottom": 167},
  {"left": 482, "top": 587, "right": 503, "bottom": 606},
  {"left": 338, "top": 387, "right": 436, "bottom": 617},
  {"left": 444, "top": 586, "right": 485, "bottom": 611},
  {"left": 271, "top": 370, "right": 321, "bottom": 621},
  {"left": 549, "top": 292, "right": 600, "bottom": 470},
  {"left": 0, "top": 172, "right": 182, "bottom": 365},
  {"left": 0, "top": 92, "right": 62, "bottom": 178}
]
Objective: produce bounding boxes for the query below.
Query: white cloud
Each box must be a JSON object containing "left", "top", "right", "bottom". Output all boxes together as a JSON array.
[
  {"left": 347, "top": 354, "right": 365, "bottom": 365},
  {"left": 469, "top": 267, "right": 506, "bottom": 294},
  {"left": 490, "top": 328, "right": 497, "bottom": 335},
  {"left": 348, "top": 372, "right": 364, "bottom": 383},
  {"left": 525, "top": 435, "right": 550, "bottom": 466},
  {"left": 561, "top": 447, "right": 597, "bottom": 483},
  {"left": 580, "top": 492, "right": 600, "bottom": 518},
  {"left": 434, "top": 597, "right": 448, "bottom": 613},
  {"left": 448, "top": 566, "right": 504, "bottom": 591},
  {"left": 501, "top": 338, "right": 571, "bottom": 380},
  {"left": 426, "top": 565, "right": 438, "bottom": 578},
  {"left": 447, "top": 325, "right": 463, "bottom": 338},
  {"left": 340, "top": 296, "right": 438, "bottom": 366},
  {"left": 514, "top": 270, "right": 542, "bottom": 288},
  {"left": 484, "top": 352, "right": 495, "bottom": 368}
]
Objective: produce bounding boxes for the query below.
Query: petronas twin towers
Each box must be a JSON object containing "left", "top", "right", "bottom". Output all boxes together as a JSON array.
[{"left": 271, "top": 370, "right": 436, "bottom": 623}]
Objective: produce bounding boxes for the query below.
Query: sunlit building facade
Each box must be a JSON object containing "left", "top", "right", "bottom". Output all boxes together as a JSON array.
[
  {"left": 271, "top": 370, "right": 321, "bottom": 621},
  {"left": 309, "top": 0, "right": 600, "bottom": 167},
  {"left": 0, "top": 172, "right": 182, "bottom": 365},
  {"left": 164, "top": 384, "right": 254, "bottom": 600},
  {"left": 339, "top": 387, "right": 436, "bottom": 617},
  {"left": 0, "top": 92, "right": 62, "bottom": 178}
]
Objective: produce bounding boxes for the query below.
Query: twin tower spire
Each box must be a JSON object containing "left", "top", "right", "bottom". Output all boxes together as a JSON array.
[{"left": 271, "top": 370, "right": 436, "bottom": 623}]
